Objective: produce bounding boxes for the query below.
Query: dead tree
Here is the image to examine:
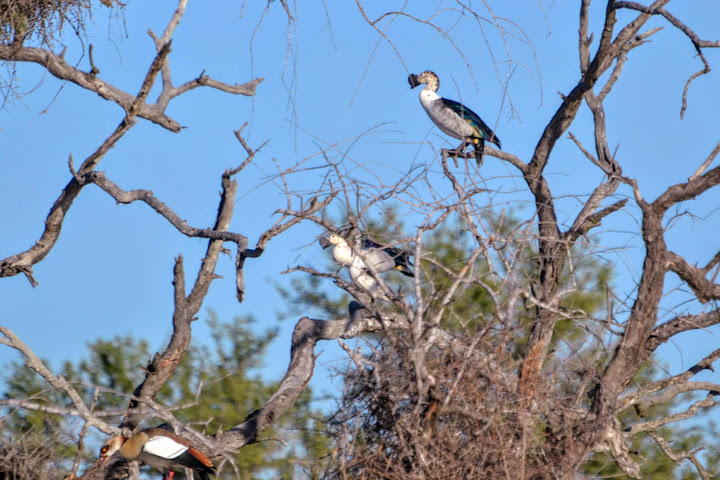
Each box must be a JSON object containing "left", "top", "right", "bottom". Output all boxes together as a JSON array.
[{"left": 2, "top": 1, "right": 720, "bottom": 479}]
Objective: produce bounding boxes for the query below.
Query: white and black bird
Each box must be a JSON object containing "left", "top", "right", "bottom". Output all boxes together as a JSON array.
[
  {"left": 349, "top": 264, "right": 389, "bottom": 301},
  {"left": 320, "top": 233, "right": 414, "bottom": 277},
  {"left": 98, "top": 428, "right": 215, "bottom": 480},
  {"left": 319, "top": 232, "right": 414, "bottom": 300},
  {"left": 408, "top": 70, "right": 501, "bottom": 165}
]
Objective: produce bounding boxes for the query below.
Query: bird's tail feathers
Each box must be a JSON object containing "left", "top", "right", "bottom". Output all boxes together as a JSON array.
[
  {"left": 197, "top": 465, "right": 216, "bottom": 480},
  {"left": 394, "top": 265, "right": 415, "bottom": 277},
  {"left": 472, "top": 138, "right": 485, "bottom": 166}
]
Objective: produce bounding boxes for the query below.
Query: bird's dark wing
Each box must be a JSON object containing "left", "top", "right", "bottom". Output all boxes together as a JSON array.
[
  {"left": 441, "top": 98, "right": 501, "bottom": 148},
  {"left": 362, "top": 239, "right": 414, "bottom": 277},
  {"left": 388, "top": 248, "right": 414, "bottom": 277},
  {"left": 361, "top": 239, "right": 406, "bottom": 261},
  {"left": 361, "top": 238, "right": 383, "bottom": 250}
]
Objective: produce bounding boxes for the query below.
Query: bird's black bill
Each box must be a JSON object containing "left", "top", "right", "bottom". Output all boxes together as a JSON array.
[
  {"left": 408, "top": 74, "right": 421, "bottom": 88},
  {"left": 318, "top": 236, "right": 332, "bottom": 249}
]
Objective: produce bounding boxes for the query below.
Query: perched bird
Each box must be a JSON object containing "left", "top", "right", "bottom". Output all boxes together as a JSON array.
[
  {"left": 320, "top": 233, "right": 414, "bottom": 277},
  {"left": 349, "top": 264, "right": 389, "bottom": 302},
  {"left": 98, "top": 428, "right": 215, "bottom": 480},
  {"left": 408, "top": 70, "right": 501, "bottom": 165},
  {"left": 319, "top": 232, "right": 414, "bottom": 300}
]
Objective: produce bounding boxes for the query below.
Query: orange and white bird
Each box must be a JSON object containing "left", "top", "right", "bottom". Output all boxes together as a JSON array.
[{"left": 98, "top": 427, "right": 215, "bottom": 480}]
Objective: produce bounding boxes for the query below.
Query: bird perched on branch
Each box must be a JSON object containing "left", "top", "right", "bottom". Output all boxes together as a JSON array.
[
  {"left": 320, "top": 232, "right": 414, "bottom": 277},
  {"left": 98, "top": 428, "right": 215, "bottom": 480},
  {"left": 319, "top": 232, "right": 414, "bottom": 300},
  {"left": 408, "top": 70, "right": 501, "bottom": 165}
]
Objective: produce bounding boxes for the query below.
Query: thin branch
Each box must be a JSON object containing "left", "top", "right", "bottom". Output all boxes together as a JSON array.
[
  {"left": 620, "top": 348, "right": 720, "bottom": 411},
  {"left": 666, "top": 251, "right": 720, "bottom": 303},
  {"left": 169, "top": 74, "right": 263, "bottom": 100},
  {"left": 0, "top": 44, "right": 181, "bottom": 132},
  {"left": 565, "top": 199, "right": 628, "bottom": 244},
  {"left": 626, "top": 394, "right": 719, "bottom": 434},
  {"left": 0, "top": 116, "right": 136, "bottom": 285},
  {"left": 160, "top": 0, "right": 188, "bottom": 46},
  {"left": 648, "top": 431, "right": 711, "bottom": 480},
  {"left": 648, "top": 309, "right": 720, "bottom": 350},
  {"left": 612, "top": 1, "right": 720, "bottom": 118},
  {"left": 0, "top": 399, "right": 130, "bottom": 418},
  {"left": 0, "top": 327, "right": 115, "bottom": 435},
  {"left": 690, "top": 140, "right": 720, "bottom": 181},
  {"left": 83, "top": 171, "right": 249, "bottom": 247},
  {"left": 0, "top": 38, "right": 172, "bottom": 285}
]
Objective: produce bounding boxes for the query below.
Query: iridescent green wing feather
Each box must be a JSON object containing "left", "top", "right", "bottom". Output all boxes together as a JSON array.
[{"left": 442, "top": 98, "right": 501, "bottom": 148}]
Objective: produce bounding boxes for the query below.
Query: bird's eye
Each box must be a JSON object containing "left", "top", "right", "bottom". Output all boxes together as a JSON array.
[{"left": 100, "top": 446, "right": 107, "bottom": 454}]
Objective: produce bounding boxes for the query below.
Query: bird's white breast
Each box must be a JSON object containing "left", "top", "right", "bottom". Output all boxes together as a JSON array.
[
  {"left": 419, "top": 88, "right": 441, "bottom": 104},
  {"left": 419, "top": 89, "right": 474, "bottom": 140},
  {"left": 331, "top": 244, "right": 355, "bottom": 266},
  {"left": 143, "top": 436, "right": 188, "bottom": 459}
]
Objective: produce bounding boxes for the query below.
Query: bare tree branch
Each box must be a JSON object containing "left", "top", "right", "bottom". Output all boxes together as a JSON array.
[
  {"left": 0, "top": 44, "right": 183, "bottom": 131},
  {"left": 0, "top": 327, "right": 116, "bottom": 435},
  {"left": 82, "top": 171, "right": 249, "bottom": 247},
  {"left": 648, "top": 431, "right": 712, "bottom": 480},
  {"left": 118, "top": 161, "right": 241, "bottom": 431},
  {"left": 666, "top": 251, "right": 720, "bottom": 303},
  {"left": 627, "top": 394, "right": 719, "bottom": 435},
  {"left": 619, "top": 348, "right": 720, "bottom": 412},
  {"left": 613, "top": 1, "right": 720, "bottom": 118},
  {"left": 0, "top": 41, "right": 170, "bottom": 286},
  {"left": 649, "top": 309, "right": 720, "bottom": 349}
]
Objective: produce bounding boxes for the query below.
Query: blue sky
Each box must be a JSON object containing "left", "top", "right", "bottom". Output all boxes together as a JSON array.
[{"left": 2, "top": 0, "right": 720, "bottom": 415}]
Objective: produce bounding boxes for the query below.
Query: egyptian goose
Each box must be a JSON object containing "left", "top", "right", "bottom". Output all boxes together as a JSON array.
[
  {"left": 408, "top": 70, "right": 501, "bottom": 164},
  {"left": 98, "top": 428, "right": 215, "bottom": 480}
]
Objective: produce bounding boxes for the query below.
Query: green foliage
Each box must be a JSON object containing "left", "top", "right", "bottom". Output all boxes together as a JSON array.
[
  {"left": 419, "top": 220, "right": 497, "bottom": 333},
  {"left": 277, "top": 274, "right": 349, "bottom": 320},
  {"left": 71, "top": 336, "right": 153, "bottom": 408},
  {"left": 3, "top": 359, "right": 67, "bottom": 434}
]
